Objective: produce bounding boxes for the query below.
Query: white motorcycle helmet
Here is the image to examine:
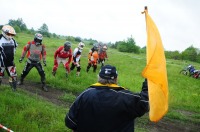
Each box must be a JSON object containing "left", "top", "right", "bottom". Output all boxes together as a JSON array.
[
  {"left": 34, "top": 33, "right": 43, "bottom": 45},
  {"left": 102, "top": 45, "right": 108, "bottom": 51},
  {"left": 78, "top": 42, "right": 85, "bottom": 50},
  {"left": 1, "top": 25, "right": 16, "bottom": 40}
]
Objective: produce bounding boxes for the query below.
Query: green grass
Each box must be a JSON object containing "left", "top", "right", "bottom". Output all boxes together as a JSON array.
[
  {"left": 0, "top": 33, "right": 200, "bottom": 131},
  {"left": 0, "top": 86, "right": 70, "bottom": 132}
]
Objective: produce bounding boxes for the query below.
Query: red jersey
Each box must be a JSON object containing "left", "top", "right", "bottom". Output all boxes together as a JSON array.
[
  {"left": 98, "top": 51, "right": 107, "bottom": 60},
  {"left": 54, "top": 46, "right": 72, "bottom": 62}
]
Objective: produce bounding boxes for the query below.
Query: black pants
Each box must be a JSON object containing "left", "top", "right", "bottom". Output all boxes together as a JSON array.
[
  {"left": 20, "top": 61, "right": 45, "bottom": 84},
  {"left": 86, "top": 63, "right": 97, "bottom": 72},
  {"left": 70, "top": 63, "right": 81, "bottom": 72},
  {"left": 98, "top": 58, "right": 105, "bottom": 67}
]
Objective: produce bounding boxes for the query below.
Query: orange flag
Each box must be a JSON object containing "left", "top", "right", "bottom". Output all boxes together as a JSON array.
[{"left": 142, "top": 7, "right": 168, "bottom": 122}]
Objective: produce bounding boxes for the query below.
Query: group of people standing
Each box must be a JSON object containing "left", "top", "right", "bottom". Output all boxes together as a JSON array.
[
  {"left": 0, "top": 25, "right": 108, "bottom": 92},
  {"left": 51, "top": 40, "right": 108, "bottom": 78},
  {"left": 0, "top": 25, "right": 48, "bottom": 91},
  {"left": 0, "top": 25, "right": 149, "bottom": 131},
  {"left": 52, "top": 41, "right": 86, "bottom": 78},
  {"left": 87, "top": 42, "right": 108, "bottom": 73}
]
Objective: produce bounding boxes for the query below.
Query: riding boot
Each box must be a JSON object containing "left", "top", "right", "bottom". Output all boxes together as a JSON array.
[
  {"left": 76, "top": 72, "right": 80, "bottom": 76},
  {"left": 8, "top": 77, "right": 17, "bottom": 91},
  {"left": 66, "top": 72, "right": 69, "bottom": 78},
  {"left": 86, "top": 66, "right": 90, "bottom": 72},
  {"left": 52, "top": 71, "right": 56, "bottom": 76},
  {"left": 93, "top": 65, "right": 97, "bottom": 73},
  {"left": 9, "top": 81, "right": 17, "bottom": 91},
  {"left": 12, "top": 81, "right": 17, "bottom": 91},
  {"left": 17, "top": 78, "right": 24, "bottom": 85},
  {"left": 42, "top": 83, "right": 48, "bottom": 92}
]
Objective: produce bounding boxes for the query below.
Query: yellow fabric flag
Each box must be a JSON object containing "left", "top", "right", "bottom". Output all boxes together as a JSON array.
[{"left": 142, "top": 8, "right": 168, "bottom": 122}]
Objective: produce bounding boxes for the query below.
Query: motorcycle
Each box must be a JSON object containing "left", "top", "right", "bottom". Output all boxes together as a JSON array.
[{"left": 179, "top": 65, "right": 195, "bottom": 76}]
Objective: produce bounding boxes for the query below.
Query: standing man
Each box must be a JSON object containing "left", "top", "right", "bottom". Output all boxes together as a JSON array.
[
  {"left": 65, "top": 65, "right": 149, "bottom": 132},
  {"left": 70, "top": 42, "right": 85, "bottom": 76},
  {"left": 52, "top": 41, "right": 72, "bottom": 77},
  {"left": 86, "top": 43, "right": 99, "bottom": 73},
  {"left": 18, "top": 33, "right": 47, "bottom": 92},
  {"left": 0, "top": 25, "right": 18, "bottom": 91}
]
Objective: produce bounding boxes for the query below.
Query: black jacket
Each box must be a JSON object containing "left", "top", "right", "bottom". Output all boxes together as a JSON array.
[{"left": 65, "top": 80, "right": 149, "bottom": 132}]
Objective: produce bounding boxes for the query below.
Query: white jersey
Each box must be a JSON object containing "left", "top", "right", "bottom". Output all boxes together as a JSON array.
[
  {"left": 0, "top": 34, "right": 17, "bottom": 67},
  {"left": 72, "top": 48, "right": 82, "bottom": 62}
]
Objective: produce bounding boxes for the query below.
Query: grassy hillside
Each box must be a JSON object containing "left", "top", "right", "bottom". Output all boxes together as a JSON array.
[{"left": 0, "top": 33, "right": 200, "bottom": 131}]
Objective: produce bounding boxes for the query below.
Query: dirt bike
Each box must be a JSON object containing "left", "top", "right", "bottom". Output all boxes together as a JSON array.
[{"left": 179, "top": 65, "right": 195, "bottom": 76}]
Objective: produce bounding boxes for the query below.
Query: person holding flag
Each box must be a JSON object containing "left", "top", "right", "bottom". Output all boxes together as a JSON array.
[{"left": 65, "top": 65, "right": 149, "bottom": 131}]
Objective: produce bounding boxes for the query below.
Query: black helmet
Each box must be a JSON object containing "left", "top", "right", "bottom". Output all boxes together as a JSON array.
[
  {"left": 93, "top": 43, "right": 99, "bottom": 51},
  {"left": 34, "top": 33, "right": 43, "bottom": 45},
  {"left": 64, "top": 41, "right": 71, "bottom": 51},
  {"left": 98, "top": 42, "right": 103, "bottom": 48}
]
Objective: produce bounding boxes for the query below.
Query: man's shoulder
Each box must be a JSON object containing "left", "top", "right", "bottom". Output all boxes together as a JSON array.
[
  {"left": 73, "top": 48, "right": 79, "bottom": 52},
  {"left": 69, "top": 49, "right": 73, "bottom": 53},
  {"left": 86, "top": 86, "right": 133, "bottom": 95},
  {"left": 41, "top": 44, "right": 46, "bottom": 48},
  {"left": 58, "top": 46, "right": 64, "bottom": 49},
  {"left": 27, "top": 41, "right": 34, "bottom": 44}
]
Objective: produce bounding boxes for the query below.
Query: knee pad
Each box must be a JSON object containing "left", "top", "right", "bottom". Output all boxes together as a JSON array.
[
  {"left": 77, "top": 66, "right": 81, "bottom": 72},
  {"left": 7, "top": 66, "right": 17, "bottom": 77}
]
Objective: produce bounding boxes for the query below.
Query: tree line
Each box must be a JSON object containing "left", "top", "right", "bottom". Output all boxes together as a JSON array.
[
  {"left": 165, "top": 46, "right": 200, "bottom": 63},
  {"left": 1, "top": 18, "right": 199, "bottom": 63}
]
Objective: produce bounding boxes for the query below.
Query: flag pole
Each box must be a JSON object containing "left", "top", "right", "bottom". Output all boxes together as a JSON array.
[
  {"left": 141, "top": 6, "right": 148, "bottom": 14},
  {"left": 142, "top": 6, "right": 148, "bottom": 36}
]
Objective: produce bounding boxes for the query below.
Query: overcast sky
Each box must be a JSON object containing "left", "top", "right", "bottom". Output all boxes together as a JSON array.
[{"left": 1, "top": 0, "right": 199, "bottom": 52}]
